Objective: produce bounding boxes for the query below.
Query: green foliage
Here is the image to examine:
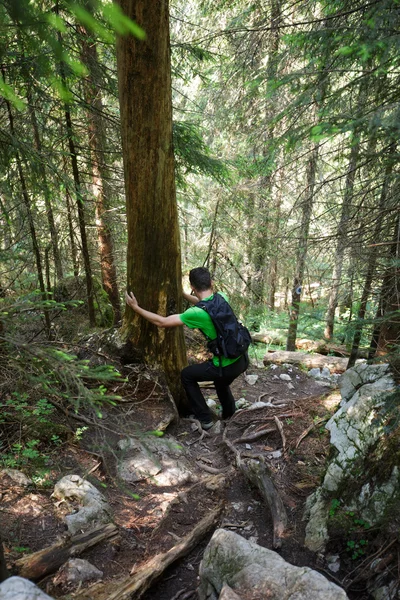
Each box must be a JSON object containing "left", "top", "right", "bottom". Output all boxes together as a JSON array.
[
  {"left": 328, "top": 501, "right": 372, "bottom": 561},
  {"left": 173, "top": 121, "right": 230, "bottom": 186}
]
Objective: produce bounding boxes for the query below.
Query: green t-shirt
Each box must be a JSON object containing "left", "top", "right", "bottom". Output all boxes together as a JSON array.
[{"left": 179, "top": 292, "right": 240, "bottom": 367}]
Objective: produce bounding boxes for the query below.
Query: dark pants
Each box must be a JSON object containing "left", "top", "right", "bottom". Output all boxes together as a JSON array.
[{"left": 181, "top": 353, "right": 249, "bottom": 422}]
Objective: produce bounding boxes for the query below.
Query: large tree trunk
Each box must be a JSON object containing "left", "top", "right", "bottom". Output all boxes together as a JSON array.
[
  {"left": 80, "top": 24, "right": 122, "bottom": 324},
  {"left": 286, "top": 143, "right": 319, "bottom": 351},
  {"left": 116, "top": 0, "right": 187, "bottom": 407}
]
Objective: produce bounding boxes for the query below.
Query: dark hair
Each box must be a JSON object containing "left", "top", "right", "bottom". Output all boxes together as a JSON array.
[{"left": 189, "top": 267, "right": 212, "bottom": 292}]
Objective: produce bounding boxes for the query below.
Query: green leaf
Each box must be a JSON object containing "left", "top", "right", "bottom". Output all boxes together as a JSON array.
[
  {"left": 62, "top": 53, "right": 89, "bottom": 77},
  {"left": 50, "top": 77, "right": 73, "bottom": 103},
  {"left": 101, "top": 3, "right": 146, "bottom": 39},
  {"left": 47, "top": 13, "right": 67, "bottom": 33},
  {"left": 0, "top": 80, "right": 26, "bottom": 111},
  {"left": 336, "top": 46, "right": 354, "bottom": 56},
  {"left": 148, "top": 430, "right": 164, "bottom": 437},
  {"left": 71, "top": 4, "right": 114, "bottom": 43}
]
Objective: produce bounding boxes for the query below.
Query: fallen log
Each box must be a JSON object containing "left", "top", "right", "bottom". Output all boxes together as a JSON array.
[
  {"left": 251, "top": 333, "right": 285, "bottom": 345},
  {"left": 240, "top": 458, "right": 287, "bottom": 549},
  {"left": 263, "top": 350, "right": 352, "bottom": 373},
  {"left": 15, "top": 523, "right": 118, "bottom": 581},
  {"left": 69, "top": 506, "right": 222, "bottom": 600}
]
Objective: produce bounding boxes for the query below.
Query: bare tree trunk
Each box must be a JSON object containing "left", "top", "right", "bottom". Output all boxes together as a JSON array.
[
  {"left": 28, "top": 90, "right": 64, "bottom": 283},
  {"left": 204, "top": 197, "right": 220, "bottom": 270},
  {"left": 347, "top": 149, "right": 395, "bottom": 368},
  {"left": 116, "top": 0, "right": 187, "bottom": 407},
  {"left": 56, "top": 26, "right": 96, "bottom": 327},
  {"left": 324, "top": 141, "right": 359, "bottom": 339},
  {"left": 79, "top": 24, "right": 122, "bottom": 324},
  {"left": 63, "top": 151, "right": 79, "bottom": 278},
  {"left": 286, "top": 143, "right": 319, "bottom": 351},
  {"left": 253, "top": 0, "right": 282, "bottom": 302},
  {"left": 3, "top": 72, "right": 51, "bottom": 337},
  {"left": 0, "top": 534, "right": 9, "bottom": 583},
  {"left": 268, "top": 166, "right": 283, "bottom": 311},
  {"left": 375, "top": 214, "right": 400, "bottom": 356}
]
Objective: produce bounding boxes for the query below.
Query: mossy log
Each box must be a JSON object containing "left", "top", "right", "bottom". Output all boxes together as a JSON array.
[{"left": 15, "top": 523, "right": 118, "bottom": 581}]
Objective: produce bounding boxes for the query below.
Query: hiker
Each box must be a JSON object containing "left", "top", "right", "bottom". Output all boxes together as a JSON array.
[{"left": 125, "top": 267, "right": 249, "bottom": 430}]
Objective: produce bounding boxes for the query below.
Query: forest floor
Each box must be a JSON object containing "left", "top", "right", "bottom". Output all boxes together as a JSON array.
[{"left": 0, "top": 334, "right": 369, "bottom": 600}]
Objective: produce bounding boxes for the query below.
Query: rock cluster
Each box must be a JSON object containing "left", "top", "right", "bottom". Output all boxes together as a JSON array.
[
  {"left": 304, "top": 362, "right": 397, "bottom": 552},
  {"left": 198, "top": 528, "right": 349, "bottom": 600}
]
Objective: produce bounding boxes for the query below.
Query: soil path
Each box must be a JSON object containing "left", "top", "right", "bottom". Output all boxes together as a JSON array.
[{"left": 0, "top": 354, "right": 342, "bottom": 599}]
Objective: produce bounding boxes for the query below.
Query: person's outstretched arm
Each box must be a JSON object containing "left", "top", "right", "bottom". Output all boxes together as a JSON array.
[
  {"left": 125, "top": 292, "right": 183, "bottom": 328},
  {"left": 182, "top": 290, "right": 199, "bottom": 305}
]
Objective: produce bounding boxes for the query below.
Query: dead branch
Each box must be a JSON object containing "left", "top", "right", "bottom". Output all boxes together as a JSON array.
[
  {"left": 69, "top": 507, "right": 222, "bottom": 600},
  {"left": 233, "top": 427, "right": 276, "bottom": 444},
  {"left": 196, "top": 461, "right": 229, "bottom": 475},
  {"left": 240, "top": 458, "right": 288, "bottom": 549},
  {"left": 15, "top": 523, "right": 119, "bottom": 581},
  {"left": 294, "top": 416, "right": 329, "bottom": 449},
  {"left": 274, "top": 416, "right": 286, "bottom": 453}
]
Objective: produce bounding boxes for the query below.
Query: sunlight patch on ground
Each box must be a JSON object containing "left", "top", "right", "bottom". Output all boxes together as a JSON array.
[{"left": 322, "top": 391, "right": 341, "bottom": 411}]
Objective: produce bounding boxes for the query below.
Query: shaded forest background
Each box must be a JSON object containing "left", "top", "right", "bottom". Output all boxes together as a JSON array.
[{"left": 1, "top": 0, "right": 399, "bottom": 376}]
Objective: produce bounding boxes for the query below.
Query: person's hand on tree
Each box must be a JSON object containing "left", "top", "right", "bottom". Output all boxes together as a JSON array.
[{"left": 125, "top": 291, "right": 139, "bottom": 311}]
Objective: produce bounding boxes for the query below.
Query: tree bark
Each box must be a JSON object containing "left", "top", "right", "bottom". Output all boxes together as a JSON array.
[
  {"left": 286, "top": 143, "right": 319, "bottom": 351},
  {"left": 324, "top": 140, "right": 359, "bottom": 339},
  {"left": 63, "top": 150, "right": 79, "bottom": 278},
  {"left": 57, "top": 24, "right": 96, "bottom": 326},
  {"left": 79, "top": 24, "right": 122, "bottom": 324},
  {"left": 253, "top": 0, "right": 282, "bottom": 302},
  {"left": 347, "top": 147, "right": 395, "bottom": 368},
  {"left": 28, "top": 89, "right": 64, "bottom": 283},
  {"left": 375, "top": 213, "right": 400, "bottom": 356},
  {"left": 3, "top": 70, "right": 51, "bottom": 337},
  {"left": 116, "top": 0, "right": 187, "bottom": 407},
  {"left": 0, "top": 534, "right": 9, "bottom": 583}
]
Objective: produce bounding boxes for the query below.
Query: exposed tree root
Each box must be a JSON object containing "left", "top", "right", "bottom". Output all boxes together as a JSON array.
[{"left": 239, "top": 458, "right": 288, "bottom": 549}]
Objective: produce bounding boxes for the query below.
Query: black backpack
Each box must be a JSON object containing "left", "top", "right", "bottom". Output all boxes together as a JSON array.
[{"left": 197, "top": 293, "right": 252, "bottom": 359}]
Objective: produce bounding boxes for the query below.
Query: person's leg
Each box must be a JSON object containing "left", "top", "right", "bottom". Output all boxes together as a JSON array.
[
  {"left": 214, "top": 354, "right": 249, "bottom": 419},
  {"left": 181, "top": 361, "right": 219, "bottom": 423}
]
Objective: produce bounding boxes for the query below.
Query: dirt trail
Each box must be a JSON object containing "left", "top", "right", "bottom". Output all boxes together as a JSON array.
[{"left": 1, "top": 358, "right": 342, "bottom": 599}]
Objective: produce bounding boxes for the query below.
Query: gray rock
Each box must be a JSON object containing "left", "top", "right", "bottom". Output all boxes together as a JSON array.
[
  {"left": 0, "top": 577, "right": 55, "bottom": 600},
  {"left": 53, "top": 559, "right": 103, "bottom": 586},
  {"left": 235, "top": 398, "right": 250, "bottom": 409},
  {"left": 1, "top": 469, "right": 32, "bottom": 487},
  {"left": 117, "top": 434, "right": 195, "bottom": 486},
  {"left": 53, "top": 475, "right": 112, "bottom": 535},
  {"left": 279, "top": 374, "right": 292, "bottom": 381},
  {"left": 244, "top": 374, "right": 258, "bottom": 385},
  {"left": 198, "top": 529, "right": 349, "bottom": 600},
  {"left": 219, "top": 583, "right": 243, "bottom": 600},
  {"left": 308, "top": 368, "right": 321, "bottom": 379},
  {"left": 326, "top": 554, "right": 341, "bottom": 573},
  {"left": 321, "top": 367, "right": 331, "bottom": 378}
]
